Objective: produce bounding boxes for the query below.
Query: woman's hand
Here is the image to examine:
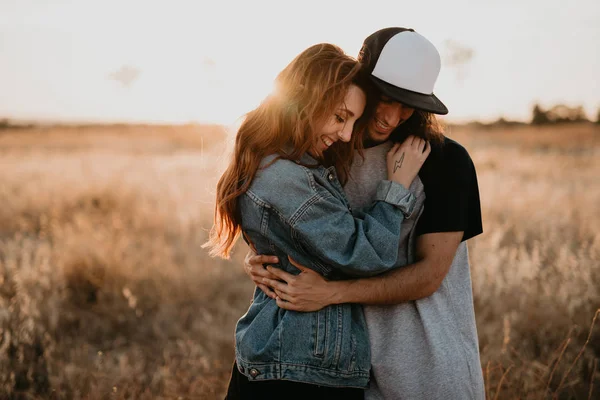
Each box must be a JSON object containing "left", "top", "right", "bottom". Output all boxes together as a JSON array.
[
  {"left": 261, "top": 257, "right": 338, "bottom": 312},
  {"left": 386, "top": 135, "right": 431, "bottom": 188},
  {"left": 243, "top": 250, "right": 280, "bottom": 299}
]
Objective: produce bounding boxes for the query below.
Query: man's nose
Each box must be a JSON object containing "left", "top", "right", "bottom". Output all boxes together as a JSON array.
[{"left": 380, "top": 103, "right": 403, "bottom": 124}]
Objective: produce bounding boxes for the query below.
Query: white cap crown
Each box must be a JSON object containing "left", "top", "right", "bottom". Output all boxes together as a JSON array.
[{"left": 371, "top": 31, "right": 441, "bottom": 95}]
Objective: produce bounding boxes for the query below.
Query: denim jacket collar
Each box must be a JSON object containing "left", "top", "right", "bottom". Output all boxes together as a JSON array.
[{"left": 280, "top": 146, "right": 336, "bottom": 180}]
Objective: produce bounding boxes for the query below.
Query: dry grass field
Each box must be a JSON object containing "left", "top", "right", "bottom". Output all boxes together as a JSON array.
[{"left": 0, "top": 122, "right": 598, "bottom": 399}]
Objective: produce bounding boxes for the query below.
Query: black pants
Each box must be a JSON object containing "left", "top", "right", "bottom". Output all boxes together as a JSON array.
[{"left": 225, "top": 362, "right": 364, "bottom": 400}]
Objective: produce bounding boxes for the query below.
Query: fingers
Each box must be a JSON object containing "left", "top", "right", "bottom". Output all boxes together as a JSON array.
[
  {"left": 276, "top": 296, "right": 300, "bottom": 311},
  {"left": 388, "top": 142, "right": 401, "bottom": 156},
  {"left": 404, "top": 136, "right": 427, "bottom": 155},
  {"left": 273, "top": 287, "right": 294, "bottom": 302},
  {"left": 417, "top": 138, "right": 426, "bottom": 154},
  {"left": 266, "top": 266, "right": 295, "bottom": 282},
  {"left": 400, "top": 136, "right": 421, "bottom": 152},
  {"left": 423, "top": 141, "right": 432, "bottom": 157},
  {"left": 411, "top": 136, "right": 423, "bottom": 149},
  {"left": 287, "top": 256, "right": 313, "bottom": 273},
  {"left": 402, "top": 135, "right": 416, "bottom": 147},
  {"left": 247, "top": 263, "right": 277, "bottom": 280},
  {"left": 287, "top": 256, "right": 304, "bottom": 271},
  {"left": 245, "top": 254, "right": 279, "bottom": 279},
  {"left": 249, "top": 255, "right": 279, "bottom": 266},
  {"left": 257, "top": 284, "right": 277, "bottom": 299},
  {"left": 262, "top": 277, "right": 290, "bottom": 294}
]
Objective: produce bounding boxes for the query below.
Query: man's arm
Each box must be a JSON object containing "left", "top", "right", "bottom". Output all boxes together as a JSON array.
[
  {"left": 332, "top": 231, "right": 463, "bottom": 304},
  {"left": 263, "top": 231, "right": 463, "bottom": 311}
]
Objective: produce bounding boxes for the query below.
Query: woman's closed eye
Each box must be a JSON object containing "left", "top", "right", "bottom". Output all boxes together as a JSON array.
[{"left": 335, "top": 114, "right": 345, "bottom": 124}]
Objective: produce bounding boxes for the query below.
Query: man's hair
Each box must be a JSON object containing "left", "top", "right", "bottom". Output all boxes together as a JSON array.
[{"left": 389, "top": 107, "right": 445, "bottom": 144}]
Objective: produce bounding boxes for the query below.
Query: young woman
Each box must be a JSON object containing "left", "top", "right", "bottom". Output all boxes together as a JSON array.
[{"left": 205, "top": 43, "right": 430, "bottom": 399}]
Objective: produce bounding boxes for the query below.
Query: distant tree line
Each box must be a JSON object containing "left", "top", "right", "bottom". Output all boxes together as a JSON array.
[
  {"left": 460, "top": 104, "right": 600, "bottom": 129},
  {"left": 530, "top": 104, "right": 598, "bottom": 125},
  {"left": 0, "top": 118, "right": 35, "bottom": 130},
  {"left": 2, "top": 103, "right": 600, "bottom": 132}
]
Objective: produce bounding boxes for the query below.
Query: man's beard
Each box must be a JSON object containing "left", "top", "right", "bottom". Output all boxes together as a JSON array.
[
  {"left": 363, "top": 125, "right": 413, "bottom": 148},
  {"left": 363, "top": 135, "right": 387, "bottom": 148}
]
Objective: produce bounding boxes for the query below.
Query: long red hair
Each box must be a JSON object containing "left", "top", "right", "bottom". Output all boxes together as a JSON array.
[{"left": 204, "top": 43, "right": 371, "bottom": 258}]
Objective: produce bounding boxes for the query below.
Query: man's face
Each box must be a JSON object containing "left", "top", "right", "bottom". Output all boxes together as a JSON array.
[{"left": 366, "top": 96, "right": 415, "bottom": 144}]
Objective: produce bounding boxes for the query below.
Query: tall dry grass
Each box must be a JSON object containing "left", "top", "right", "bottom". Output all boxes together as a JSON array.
[
  {"left": 0, "top": 125, "right": 254, "bottom": 399},
  {"left": 0, "top": 123, "right": 598, "bottom": 399},
  {"left": 449, "top": 124, "right": 600, "bottom": 399}
]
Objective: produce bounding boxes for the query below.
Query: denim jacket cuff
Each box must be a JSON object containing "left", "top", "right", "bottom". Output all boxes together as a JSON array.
[{"left": 375, "top": 180, "right": 417, "bottom": 218}]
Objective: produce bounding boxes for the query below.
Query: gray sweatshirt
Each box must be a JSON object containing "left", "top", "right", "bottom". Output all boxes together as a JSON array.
[{"left": 344, "top": 141, "right": 485, "bottom": 400}]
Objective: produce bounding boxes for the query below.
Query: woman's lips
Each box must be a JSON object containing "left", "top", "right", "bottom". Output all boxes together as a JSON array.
[{"left": 322, "top": 136, "right": 334, "bottom": 147}]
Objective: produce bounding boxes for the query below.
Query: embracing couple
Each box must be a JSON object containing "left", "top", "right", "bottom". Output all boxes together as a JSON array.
[{"left": 205, "top": 27, "right": 484, "bottom": 400}]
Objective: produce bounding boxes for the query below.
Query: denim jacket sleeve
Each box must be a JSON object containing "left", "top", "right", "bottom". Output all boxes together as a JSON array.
[{"left": 288, "top": 177, "right": 416, "bottom": 278}]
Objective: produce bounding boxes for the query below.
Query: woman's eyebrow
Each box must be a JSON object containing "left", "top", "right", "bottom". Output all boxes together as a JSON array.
[{"left": 338, "top": 107, "right": 354, "bottom": 117}]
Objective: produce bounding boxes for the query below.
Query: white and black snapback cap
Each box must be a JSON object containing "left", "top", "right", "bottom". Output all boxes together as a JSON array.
[{"left": 359, "top": 27, "right": 448, "bottom": 115}]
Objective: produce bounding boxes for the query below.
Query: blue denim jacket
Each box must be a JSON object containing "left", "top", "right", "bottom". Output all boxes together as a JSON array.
[{"left": 235, "top": 152, "right": 416, "bottom": 388}]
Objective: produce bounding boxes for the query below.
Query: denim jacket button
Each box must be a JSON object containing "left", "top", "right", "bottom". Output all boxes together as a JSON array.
[
  {"left": 328, "top": 173, "right": 334, "bottom": 181},
  {"left": 249, "top": 368, "right": 260, "bottom": 378}
]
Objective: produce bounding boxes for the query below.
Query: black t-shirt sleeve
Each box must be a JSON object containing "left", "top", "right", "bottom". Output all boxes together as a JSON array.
[{"left": 416, "top": 138, "right": 483, "bottom": 242}]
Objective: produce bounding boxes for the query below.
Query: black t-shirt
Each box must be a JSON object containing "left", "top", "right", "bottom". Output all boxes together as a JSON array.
[{"left": 416, "top": 137, "right": 483, "bottom": 242}]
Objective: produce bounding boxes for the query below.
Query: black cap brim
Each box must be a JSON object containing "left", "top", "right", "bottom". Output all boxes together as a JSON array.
[{"left": 370, "top": 75, "right": 448, "bottom": 115}]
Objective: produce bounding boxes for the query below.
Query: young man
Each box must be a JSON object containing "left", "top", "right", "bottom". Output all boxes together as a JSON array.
[{"left": 245, "top": 28, "right": 484, "bottom": 399}]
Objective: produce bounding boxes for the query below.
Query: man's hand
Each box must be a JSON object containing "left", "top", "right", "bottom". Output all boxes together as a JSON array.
[
  {"left": 387, "top": 135, "right": 431, "bottom": 189},
  {"left": 243, "top": 250, "right": 280, "bottom": 299},
  {"left": 261, "top": 257, "right": 337, "bottom": 312}
]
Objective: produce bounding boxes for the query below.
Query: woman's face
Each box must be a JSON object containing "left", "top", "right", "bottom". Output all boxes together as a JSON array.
[{"left": 309, "top": 84, "right": 366, "bottom": 159}]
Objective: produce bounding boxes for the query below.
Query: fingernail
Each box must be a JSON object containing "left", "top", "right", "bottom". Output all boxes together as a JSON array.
[{"left": 266, "top": 266, "right": 272, "bottom": 271}]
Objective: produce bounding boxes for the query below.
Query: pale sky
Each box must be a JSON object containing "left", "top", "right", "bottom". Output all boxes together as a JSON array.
[{"left": 1, "top": 0, "right": 598, "bottom": 124}]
